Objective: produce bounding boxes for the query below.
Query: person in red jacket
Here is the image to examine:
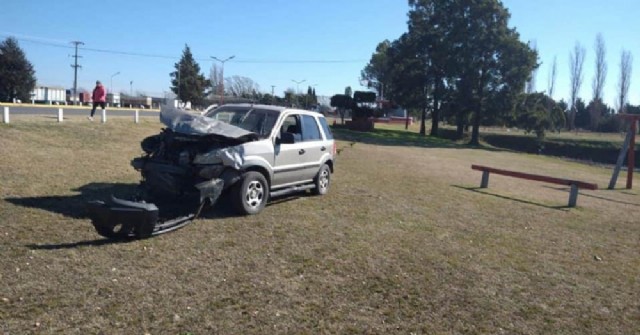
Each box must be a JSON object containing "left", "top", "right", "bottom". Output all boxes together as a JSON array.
[{"left": 88, "top": 80, "right": 106, "bottom": 121}]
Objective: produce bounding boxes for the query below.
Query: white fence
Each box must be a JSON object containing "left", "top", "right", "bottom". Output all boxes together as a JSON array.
[{"left": 2, "top": 107, "right": 143, "bottom": 124}]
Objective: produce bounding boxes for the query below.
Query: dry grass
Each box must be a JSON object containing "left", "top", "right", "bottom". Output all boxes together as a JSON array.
[{"left": 1, "top": 117, "right": 639, "bottom": 334}]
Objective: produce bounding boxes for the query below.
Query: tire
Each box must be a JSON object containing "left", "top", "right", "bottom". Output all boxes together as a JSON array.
[
  {"left": 312, "top": 164, "right": 331, "bottom": 195},
  {"left": 232, "top": 171, "right": 269, "bottom": 215}
]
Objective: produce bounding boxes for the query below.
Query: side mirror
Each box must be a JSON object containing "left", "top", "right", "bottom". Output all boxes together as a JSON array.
[{"left": 278, "top": 132, "right": 296, "bottom": 144}]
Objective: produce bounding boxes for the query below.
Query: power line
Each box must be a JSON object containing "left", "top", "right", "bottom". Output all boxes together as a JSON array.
[{"left": 3, "top": 34, "right": 366, "bottom": 64}]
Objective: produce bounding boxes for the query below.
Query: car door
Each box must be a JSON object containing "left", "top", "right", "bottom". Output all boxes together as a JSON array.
[
  {"left": 297, "top": 114, "right": 327, "bottom": 178},
  {"left": 272, "top": 114, "right": 308, "bottom": 187},
  {"left": 271, "top": 113, "right": 325, "bottom": 187}
]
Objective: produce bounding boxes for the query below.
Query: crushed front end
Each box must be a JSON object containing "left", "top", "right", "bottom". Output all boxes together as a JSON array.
[{"left": 86, "top": 106, "right": 257, "bottom": 239}]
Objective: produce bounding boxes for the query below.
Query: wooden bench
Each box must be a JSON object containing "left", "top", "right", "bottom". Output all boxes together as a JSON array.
[{"left": 471, "top": 164, "right": 598, "bottom": 207}]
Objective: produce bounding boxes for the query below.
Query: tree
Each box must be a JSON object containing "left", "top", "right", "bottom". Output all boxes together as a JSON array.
[
  {"left": 590, "top": 33, "right": 607, "bottom": 130},
  {"left": 384, "top": 32, "right": 431, "bottom": 134},
  {"left": 330, "top": 94, "right": 353, "bottom": 124},
  {"left": 284, "top": 88, "right": 296, "bottom": 105},
  {"left": 572, "top": 98, "right": 589, "bottom": 129},
  {"left": 353, "top": 91, "right": 376, "bottom": 104},
  {"left": 344, "top": 86, "right": 352, "bottom": 97},
  {"left": 547, "top": 56, "right": 558, "bottom": 98},
  {"left": 0, "top": 37, "right": 36, "bottom": 102},
  {"left": 225, "top": 75, "right": 260, "bottom": 98},
  {"left": 209, "top": 64, "right": 223, "bottom": 98},
  {"left": 170, "top": 44, "right": 208, "bottom": 106},
  {"left": 515, "top": 92, "right": 565, "bottom": 141},
  {"left": 526, "top": 41, "right": 538, "bottom": 94},
  {"left": 617, "top": 50, "right": 633, "bottom": 113},
  {"left": 568, "top": 42, "right": 586, "bottom": 130},
  {"left": 449, "top": 0, "right": 537, "bottom": 145},
  {"left": 361, "top": 40, "right": 392, "bottom": 99}
]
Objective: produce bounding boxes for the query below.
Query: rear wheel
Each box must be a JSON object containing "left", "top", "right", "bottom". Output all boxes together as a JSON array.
[
  {"left": 232, "top": 171, "right": 269, "bottom": 215},
  {"left": 312, "top": 164, "right": 331, "bottom": 195}
]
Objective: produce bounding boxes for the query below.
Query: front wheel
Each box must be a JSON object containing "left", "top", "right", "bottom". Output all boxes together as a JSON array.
[
  {"left": 232, "top": 171, "right": 269, "bottom": 215},
  {"left": 312, "top": 164, "right": 331, "bottom": 195}
]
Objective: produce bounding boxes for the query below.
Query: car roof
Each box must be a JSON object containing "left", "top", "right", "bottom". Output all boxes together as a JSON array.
[{"left": 219, "top": 103, "right": 325, "bottom": 117}]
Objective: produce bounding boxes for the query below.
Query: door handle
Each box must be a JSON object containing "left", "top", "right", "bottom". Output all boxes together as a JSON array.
[
  {"left": 320, "top": 146, "right": 326, "bottom": 151},
  {"left": 299, "top": 149, "right": 306, "bottom": 155}
]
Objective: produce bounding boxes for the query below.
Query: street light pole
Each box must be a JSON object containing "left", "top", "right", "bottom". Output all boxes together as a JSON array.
[
  {"left": 110, "top": 71, "right": 120, "bottom": 94},
  {"left": 130, "top": 81, "right": 133, "bottom": 96},
  {"left": 211, "top": 55, "right": 235, "bottom": 105},
  {"left": 291, "top": 79, "right": 306, "bottom": 107}
]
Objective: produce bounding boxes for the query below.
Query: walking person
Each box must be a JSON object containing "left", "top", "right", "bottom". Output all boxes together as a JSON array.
[{"left": 88, "top": 80, "right": 106, "bottom": 121}]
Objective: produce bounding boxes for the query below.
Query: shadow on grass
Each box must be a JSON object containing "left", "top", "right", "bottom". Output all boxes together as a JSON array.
[
  {"left": 452, "top": 185, "right": 570, "bottom": 211},
  {"left": 6, "top": 182, "right": 240, "bottom": 249},
  {"left": 25, "top": 238, "right": 135, "bottom": 250},
  {"left": 7, "top": 182, "right": 313, "bottom": 249},
  {"left": 5, "top": 182, "right": 142, "bottom": 220},
  {"left": 5, "top": 182, "right": 244, "bottom": 220},
  {"left": 332, "top": 127, "right": 502, "bottom": 151},
  {"left": 542, "top": 185, "right": 640, "bottom": 207}
]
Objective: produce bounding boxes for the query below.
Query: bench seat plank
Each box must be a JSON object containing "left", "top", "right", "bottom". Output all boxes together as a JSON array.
[{"left": 471, "top": 165, "right": 598, "bottom": 190}]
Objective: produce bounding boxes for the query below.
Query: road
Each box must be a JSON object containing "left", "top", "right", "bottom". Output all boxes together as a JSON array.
[{"left": 1, "top": 105, "right": 160, "bottom": 118}]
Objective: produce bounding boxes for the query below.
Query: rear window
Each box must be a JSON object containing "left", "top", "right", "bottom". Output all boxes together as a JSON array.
[
  {"left": 301, "top": 115, "right": 321, "bottom": 141},
  {"left": 318, "top": 117, "right": 333, "bottom": 140}
]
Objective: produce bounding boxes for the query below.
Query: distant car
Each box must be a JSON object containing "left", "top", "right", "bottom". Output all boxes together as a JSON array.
[{"left": 132, "top": 103, "right": 336, "bottom": 215}]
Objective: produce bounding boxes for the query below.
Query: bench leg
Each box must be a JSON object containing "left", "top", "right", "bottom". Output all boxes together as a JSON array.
[
  {"left": 568, "top": 184, "right": 578, "bottom": 207},
  {"left": 481, "top": 171, "right": 490, "bottom": 188}
]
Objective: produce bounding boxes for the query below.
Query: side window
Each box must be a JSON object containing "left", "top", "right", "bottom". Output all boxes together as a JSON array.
[
  {"left": 281, "top": 115, "right": 299, "bottom": 134},
  {"left": 318, "top": 117, "right": 333, "bottom": 140},
  {"left": 301, "top": 115, "right": 321, "bottom": 141}
]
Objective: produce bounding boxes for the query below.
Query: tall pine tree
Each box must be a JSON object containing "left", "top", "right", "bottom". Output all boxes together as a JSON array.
[
  {"left": 0, "top": 37, "right": 36, "bottom": 102},
  {"left": 170, "top": 44, "right": 208, "bottom": 105}
]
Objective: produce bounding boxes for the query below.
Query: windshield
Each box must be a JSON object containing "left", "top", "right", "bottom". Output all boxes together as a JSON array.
[{"left": 206, "top": 107, "right": 279, "bottom": 139}]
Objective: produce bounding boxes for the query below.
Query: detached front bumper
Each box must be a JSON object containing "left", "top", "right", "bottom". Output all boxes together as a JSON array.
[
  {"left": 85, "top": 179, "right": 224, "bottom": 239},
  {"left": 86, "top": 196, "right": 194, "bottom": 239}
]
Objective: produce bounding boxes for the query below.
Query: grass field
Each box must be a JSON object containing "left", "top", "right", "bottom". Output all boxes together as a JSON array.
[{"left": 1, "top": 117, "right": 639, "bottom": 334}]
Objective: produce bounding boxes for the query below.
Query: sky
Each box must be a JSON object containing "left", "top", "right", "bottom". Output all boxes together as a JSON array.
[{"left": 1, "top": 0, "right": 639, "bottom": 107}]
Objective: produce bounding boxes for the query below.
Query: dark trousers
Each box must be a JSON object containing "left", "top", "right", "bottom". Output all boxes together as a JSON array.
[{"left": 91, "top": 102, "right": 106, "bottom": 116}]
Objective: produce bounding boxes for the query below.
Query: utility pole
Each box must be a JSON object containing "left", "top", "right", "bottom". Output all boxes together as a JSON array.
[
  {"left": 271, "top": 85, "right": 275, "bottom": 105},
  {"left": 210, "top": 55, "right": 235, "bottom": 105},
  {"left": 70, "top": 41, "right": 84, "bottom": 105}
]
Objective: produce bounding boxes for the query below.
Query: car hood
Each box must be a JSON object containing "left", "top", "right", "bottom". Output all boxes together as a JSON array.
[{"left": 160, "top": 106, "right": 259, "bottom": 142}]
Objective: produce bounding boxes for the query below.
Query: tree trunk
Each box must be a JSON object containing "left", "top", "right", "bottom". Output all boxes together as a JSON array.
[
  {"left": 430, "top": 78, "right": 440, "bottom": 136},
  {"left": 469, "top": 93, "right": 483, "bottom": 146},
  {"left": 405, "top": 111, "right": 410, "bottom": 130},
  {"left": 568, "top": 107, "right": 576, "bottom": 130},
  {"left": 419, "top": 106, "right": 427, "bottom": 136},
  {"left": 456, "top": 112, "right": 464, "bottom": 139},
  {"left": 469, "top": 74, "right": 484, "bottom": 146},
  {"left": 470, "top": 108, "right": 481, "bottom": 145}
]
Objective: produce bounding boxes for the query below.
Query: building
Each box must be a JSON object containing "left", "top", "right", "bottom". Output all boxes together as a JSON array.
[{"left": 31, "top": 85, "right": 66, "bottom": 104}]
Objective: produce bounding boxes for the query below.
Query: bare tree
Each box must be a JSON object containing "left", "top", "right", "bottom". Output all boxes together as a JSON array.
[
  {"left": 547, "top": 55, "right": 558, "bottom": 98},
  {"left": 224, "top": 75, "right": 260, "bottom": 98},
  {"left": 209, "top": 64, "right": 222, "bottom": 98},
  {"left": 526, "top": 41, "right": 538, "bottom": 93},
  {"left": 569, "top": 42, "right": 586, "bottom": 130},
  {"left": 617, "top": 50, "right": 633, "bottom": 113},
  {"left": 592, "top": 34, "right": 608, "bottom": 100},
  {"left": 590, "top": 33, "right": 607, "bottom": 129}
]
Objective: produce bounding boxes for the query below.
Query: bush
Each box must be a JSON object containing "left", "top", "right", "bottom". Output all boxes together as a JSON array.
[{"left": 596, "top": 115, "right": 623, "bottom": 133}]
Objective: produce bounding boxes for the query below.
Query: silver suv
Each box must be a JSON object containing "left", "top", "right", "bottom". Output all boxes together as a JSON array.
[{"left": 133, "top": 104, "right": 336, "bottom": 215}]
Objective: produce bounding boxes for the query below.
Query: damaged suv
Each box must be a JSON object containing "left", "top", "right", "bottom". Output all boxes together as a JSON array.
[{"left": 88, "top": 104, "right": 336, "bottom": 238}]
